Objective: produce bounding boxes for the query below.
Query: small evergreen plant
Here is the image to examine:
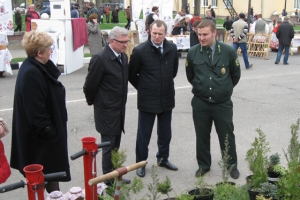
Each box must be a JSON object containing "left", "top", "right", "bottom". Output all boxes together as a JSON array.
[
  {"left": 218, "top": 134, "right": 233, "bottom": 183},
  {"left": 157, "top": 176, "right": 173, "bottom": 200}
]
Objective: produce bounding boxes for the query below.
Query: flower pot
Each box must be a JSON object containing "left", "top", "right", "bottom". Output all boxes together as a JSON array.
[
  {"left": 248, "top": 188, "right": 259, "bottom": 200},
  {"left": 268, "top": 170, "right": 280, "bottom": 184},
  {"left": 188, "top": 188, "right": 214, "bottom": 200},
  {"left": 215, "top": 181, "right": 236, "bottom": 186}
]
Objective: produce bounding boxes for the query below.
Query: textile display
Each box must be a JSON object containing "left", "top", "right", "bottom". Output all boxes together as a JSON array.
[
  {"left": 0, "top": 0, "right": 14, "bottom": 35},
  {"left": 0, "top": 48, "right": 12, "bottom": 75},
  {"left": 0, "top": 32, "right": 8, "bottom": 45},
  {"left": 71, "top": 18, "right": 88, "bottom": 51},
  {"left": 166, "top": 36, "right": 190, "bottom": 50}
]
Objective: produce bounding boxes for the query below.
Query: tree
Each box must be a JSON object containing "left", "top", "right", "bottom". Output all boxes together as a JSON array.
[{"left": 194, "top": 0, "right": 200, "bottom": 15}]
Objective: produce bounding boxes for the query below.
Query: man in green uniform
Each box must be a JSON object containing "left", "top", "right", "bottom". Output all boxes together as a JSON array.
[{"left": 185, "top": 20, "right": 241, "bottom": 179}]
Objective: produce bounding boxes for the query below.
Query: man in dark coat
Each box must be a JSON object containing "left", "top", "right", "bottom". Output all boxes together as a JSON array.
[
  {"left": 86, "top": 2, "right": 99, "bottom": 22},
  {"left": 190, "top": 20, "right": 201, "bottom": 47},
  {"left": 83, "top": 26, "right": 130, "bottom": 185},
  {"left": 186, "top": 20, "right": 241, "bottom": 179},
  {"left": 275, "top": 16, "right": 294, "bottom": 65},
  {"left": 11, "top": 47, "right": 71, "bottom": 192},
  {"left": 14, "top": 7, "right": 22, "bottom": 31},
  {"left": 129, "top": 20, "right": 179, "bottom": 177}
]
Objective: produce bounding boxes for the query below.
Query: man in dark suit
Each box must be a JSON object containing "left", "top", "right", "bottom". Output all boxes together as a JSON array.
[
  {"left": 83, "top": 26, "right": 130, "bottom": 185},
  {"left": 275, "top": 16, "right": 294, "bottom": 65},
  {"left": 129, "top": 20, "right": 179, "bottom": 177}
]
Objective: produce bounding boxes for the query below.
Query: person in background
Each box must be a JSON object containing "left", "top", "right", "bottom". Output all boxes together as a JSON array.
[
  {"left": 172, "top": 16, "right": 190, "bottom": 35},
  {"left": 0, "top": 117, "right": 11, "bottom": 184},
  {"left": 282, "top": 9, "right": 287, "bottom": 17},
  {"left": 105, "top": 5, "right": 111, "bottom": 23},
  {"left": 70, "top": 5, "right": 79, "bottom": 18},
  {"left": 86, "top": 2, "right": 98, "bottom": 23},
  {"left": 145, "top": 6, "right": 160, "bottom": 35},
  {"left": 129, "top": 20, "right": 179, "bottom": 178},
  {"left": 231, "top": 13, "right": 253, "bottom": 69},
  {"left": 125, "top": 6, "right": 131, "bottom": 30},
  {"left": 25, "top": 4, "right": 39, "bottom": 32},
  {"left": 10, "top": 31, "right": 71, "bottom": 193},
  {"left": 190, "top": 20, "right": 201, "bottom": 47},
  {"left": 223, "top": 16, "right": 233, "bottom": 31},
  {"left": 83, "top": 26, "right": 131, "bottom": 186},
  {"left": 189, "top": 13, "right": 202, "bottom": 30},
  {"left": 250, "top": 14, "right": 269, "bottom": 34},
  {"left": 210, "top": 8, "right": 216, "bottom": 18},
  {"left": 112, "top": 5, "right": 119, "bottom": 23},
  {"left": 185, "top": 19, "right": 241, "bottom": 179},
  {"left": 275, "top": 16, "right": 294, "bottom": 65},
  {"left": 98, "top": 4, "right": 104, "bottom": 24},
  {"left": 250, "top": 6, "right": 254, "bottom": 23},
  {"left": 186, "top": 3, "right": 190, "bottom": 15},
  {"left": 205, "top": 10, "right": 216, "bottom": 24},
  {"left": 87, "top": 13, "right": 103, "bottom": 56},
  {"left": 270, "top": 20, "right": 281, "bottom": 50},
  {"left": 14, "top": 7, "right": 22, "bottom": 31},
  {"left": 173, "top": 9, "right": 186, "bottom": 25}
]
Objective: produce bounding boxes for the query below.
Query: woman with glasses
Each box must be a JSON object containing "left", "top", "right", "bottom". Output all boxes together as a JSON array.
[{"left": 87, "top": 13, "right": 103, "bottom": 56}]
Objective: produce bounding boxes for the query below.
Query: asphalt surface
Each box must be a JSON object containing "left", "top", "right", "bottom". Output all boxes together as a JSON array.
[{"left": 1, "top": 46, "right": 300, "bottom": 199}]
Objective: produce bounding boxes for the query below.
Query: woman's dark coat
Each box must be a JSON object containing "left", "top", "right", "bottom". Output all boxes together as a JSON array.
[{"left": 10, "top": 57, "right": 70, "bottom": 181}]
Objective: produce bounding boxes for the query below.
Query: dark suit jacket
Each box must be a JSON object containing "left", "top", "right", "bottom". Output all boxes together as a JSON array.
[
  {"left": 83, "top": 45, "right": 128, "bottom": 135},
  {"left": 128, "top": 38, "right": 178, "bottom": 113}
]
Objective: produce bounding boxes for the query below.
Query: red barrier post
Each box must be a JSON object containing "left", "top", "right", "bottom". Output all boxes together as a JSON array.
[
  {"left": 82, "top": 137, "right": 98, "bottom": 200},
  {"left": 23, "top": 164, "right": 45, "bottom": 200}
]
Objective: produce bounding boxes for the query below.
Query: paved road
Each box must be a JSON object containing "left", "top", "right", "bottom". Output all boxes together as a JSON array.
[{"left": 0, "top": 51, "right": 300, "bottom": 199}]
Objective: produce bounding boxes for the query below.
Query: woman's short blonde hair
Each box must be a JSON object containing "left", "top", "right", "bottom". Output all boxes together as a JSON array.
[{"left": 22, "top": 31, "right": 53, "bottom": 57}]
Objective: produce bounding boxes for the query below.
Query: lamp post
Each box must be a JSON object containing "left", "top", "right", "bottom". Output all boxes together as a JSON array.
[
  {"left": 284, "top": 0, "right": 286, "bottom": 12},
  {"left": 247, "top": 0, "right": 251, "bottom": 33}
]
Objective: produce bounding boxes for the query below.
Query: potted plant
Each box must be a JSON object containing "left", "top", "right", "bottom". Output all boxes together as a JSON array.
[
  {"left": 277, "top": 119, "right": 300, "bottom": 199},
  {"left": 157, "top": 176, "right": 175, "bottom": 200},
  {"left": 257, "top": 182, "right": 278, "bottom": 200},
  {"left": 145, "top": 165, "right": 160, "bottom": 200},
  {"left": 101, "top": 149, "right": 144, "bottom": 200},
  {"left": 213, "top": 181, "right": 238, "bottom": 200},
  {"left": 268, "top": 153, "right": 281, "bottom": 183},
  {"left": 245, "top": 127, "right": 270, "bottom": 200},
  {"left": 217, "top": 134, "right": 235, "bottom": 185},
  {"left": 188, "top": 173, "right": 214, "bottom": 200}
]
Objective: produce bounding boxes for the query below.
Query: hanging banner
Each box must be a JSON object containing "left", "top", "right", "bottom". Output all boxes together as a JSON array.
[{"left": 0, "top": 0, "right": 14, "bottom": 35}]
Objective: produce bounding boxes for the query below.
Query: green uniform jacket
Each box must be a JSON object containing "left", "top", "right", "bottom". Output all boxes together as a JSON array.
[{"left": 186, "top": 40, "right": 241, "bottom": 103}]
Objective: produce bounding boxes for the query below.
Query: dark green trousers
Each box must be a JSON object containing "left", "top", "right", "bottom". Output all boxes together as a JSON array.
[{"left": 192, "top": 96, "right": 237, "bottom": 170}]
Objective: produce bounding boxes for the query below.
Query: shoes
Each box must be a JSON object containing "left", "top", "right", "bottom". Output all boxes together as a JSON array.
[
  {"left": 136, "top": 167, "right": 145, "bottom": 177},
  {"left": 121, "top": 178, "right": 131, "bottom": 184},
  {"left": 230, "top": 168, "right": 240, "bottom": 179},
  {"left": 246, "top": 64, "right": 253, "bottom": 69},
  {"left": 195, "top": 168, "right": 210, "bottom": 177},
  {"left": 157, "top": 161, "right": 178, "bottom": 171},
  {"left": 275, "top": 62, "right": 279, "bottom": 64},
  {"left": 283, "top": 63, "right": 289, "bottom": 65}
]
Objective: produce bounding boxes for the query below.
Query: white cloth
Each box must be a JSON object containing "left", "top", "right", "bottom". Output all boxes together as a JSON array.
[
  {"left": 166, "top": 36, "right": 190, "bottom": 50},
  {"left": 0, "top": 48, "right": 13, "bottom": 75},
  {"left": 48, "top": 32, "right": 60, "bottom": 65},
  {"left": 0, "top": 32, "right": 9, "bottom": 45}
]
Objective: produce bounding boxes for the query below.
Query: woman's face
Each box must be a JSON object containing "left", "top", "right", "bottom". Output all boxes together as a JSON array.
[{"left": 37, "top": 46, "right": 52, "bottom": 64}]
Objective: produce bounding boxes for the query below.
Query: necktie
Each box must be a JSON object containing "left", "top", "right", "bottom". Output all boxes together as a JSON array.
[
  {"left": 158, "top": 47, "right": 163, "bottom": 55},
  {"left": 207, "top": 47, "right": 212, "bottom": 65},
  {"left": 118, "top": 54, "right": 122, "bottom": 64}
]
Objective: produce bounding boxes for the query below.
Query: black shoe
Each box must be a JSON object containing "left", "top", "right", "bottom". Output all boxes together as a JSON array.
[
  {"left": 121, "top": 178, "right": 131, "bottom": 184},
  {"left": 195, "top": 168, "right": 210, "bottom": 177},
  {"left": 275, "top": 62, "right": 279, "bottom": 64},
  {"left": 158, "top": 161, "right": 178, "bottom": 171},
  {"left": 283, "top": 63, "right": 289, "bottom": 65},
  {"left": 104, "top": 178, "right": 131, "bottom": 185},
  {"left": 230, "top": 168, "right": 240, "bottom": 179},
  {"left": 136, "top": 167, "right": 145, "bottom": 177},
  {"left": 246, "top": 64, "right": 253, "bottom": 69}
]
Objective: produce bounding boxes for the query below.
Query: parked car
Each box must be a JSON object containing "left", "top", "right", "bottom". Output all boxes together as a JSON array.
[{"left": 40, "top": 1, "right": 50, "bottom": 15}]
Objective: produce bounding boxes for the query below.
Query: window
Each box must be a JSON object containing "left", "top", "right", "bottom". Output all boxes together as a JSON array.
[
  {"left": 224, "top": 0, "right": 232, "bottom": 9},
  {"left": 295, "top": 0, "right": 300, "bottom": 8},
  {"left": 212, "top": 0, "right": 218, "bottom": 8},
  {"left": 202, "top": 0, "right": 208, "bottom": 7}
]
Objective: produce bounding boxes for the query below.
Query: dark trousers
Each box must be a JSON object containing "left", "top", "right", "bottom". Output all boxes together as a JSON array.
[
  {"left": 125, "top": 18, "right": 130, "bottom": 29},
  {"left": 192, "top": 96, "right": 237, "bottom": 170},
  {"left": 105, "top": 14, "right": 110, "bottom": 23},
  {"left": 14, "top": 25, "right": 22, "bottom": 31},
  {"left": 101, "top": 134, "right": 121, "bottom": 175},
  {"left": 136, "top": 110, "right": 172, "bottom": 163}
]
